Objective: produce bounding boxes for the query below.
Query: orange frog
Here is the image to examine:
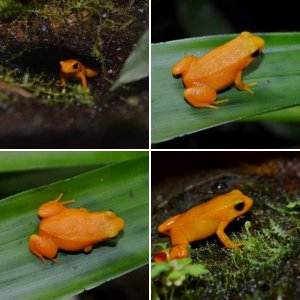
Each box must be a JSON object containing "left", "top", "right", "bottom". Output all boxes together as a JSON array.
[
  {"left": 29, "top": 194, "right": 125, "bottom": 264},
  {"left": 172, "top": 31, "right": 265, "bottom": 108},
  {"left": 154, "top": 190, "right": 253, "bottom": 262},
  {"left": 59, "top": 59, "right": 98, "bottom": 88}
]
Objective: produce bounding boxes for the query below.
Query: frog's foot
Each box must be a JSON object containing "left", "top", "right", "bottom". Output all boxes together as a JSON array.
[
  {"left": 29, "top": 234, "right": 58, "bottom": 264},
  {"left": 234, "top": 71, "right": 257, "bottom": 94},
  {"left": 235, "top": 81, "right": 256, "bottom": 94},
  {"left": 169, "top": 244, "right": 189, "bottom": 260},
  {"left": 184, "top": 86, "right": 224, "bottom": 109},
  {"left": 224, "top": 240, "right": 245, "bottom": 249},
  {"left": 153, "top": 245, "right": 188, "bottom": 262}
]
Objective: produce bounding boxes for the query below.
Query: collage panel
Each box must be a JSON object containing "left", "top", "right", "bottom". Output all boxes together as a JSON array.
[
  {"left": 152, "top": 0, "right": 300, "bottom": 149},
  {"left": 0, "top": 0, "right": 149, "bottom": 149},
  {"left": 0, "top": 151, "right": 149, "bottom": 299},
  {"left": 151, "top": 151, "right": 300, "bottom": 299}
]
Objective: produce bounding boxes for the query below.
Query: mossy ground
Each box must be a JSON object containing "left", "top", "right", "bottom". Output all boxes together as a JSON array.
[
  {"left": 152, "top": 158, "right": 300, "bottom": 299},
  {"left": 0, "top": 0, "right": 148, "bottom": 148}
]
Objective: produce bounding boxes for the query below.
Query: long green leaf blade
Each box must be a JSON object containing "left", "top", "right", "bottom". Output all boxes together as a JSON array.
[
  {"left": 0, "top": 151, "right": 146, "bottom": 172},
  {"left": 152, "top": 32, "right": 300, "bottom": 143},
  {"left": 110, "top": 30, "right": 149, "bottom": 91},
  {"left": 0, "top": 156, "right": 148, "bottom": 300}
]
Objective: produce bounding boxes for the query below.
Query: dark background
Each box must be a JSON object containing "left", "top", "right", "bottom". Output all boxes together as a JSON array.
[{"left": 152, "top": 0, "right": 300, "bottom": 148}]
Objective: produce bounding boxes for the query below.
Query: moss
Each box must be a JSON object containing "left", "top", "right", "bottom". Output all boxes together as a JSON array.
[
  {"left": 0, "top": 0, "right": 24, "bottom": 20},
  {"left": 0, "top": 66, "right": 94, "bottom": 107}
]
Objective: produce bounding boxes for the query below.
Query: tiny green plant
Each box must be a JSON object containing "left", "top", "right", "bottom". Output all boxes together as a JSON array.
[
  {"left": 152, "top": 243, "right": 208, "bottom": 300},
  {"left": 286, "top": 199, "right": 300, "bottom": 209}
]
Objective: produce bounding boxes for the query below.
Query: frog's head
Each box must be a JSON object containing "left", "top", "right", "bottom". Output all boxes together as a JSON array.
[
  {"left": 240, "top": 31, "right": 265, "bottom": 65},
  {"left": 218, "top": 189, "right": 254, "bottom": 221},
  {"left": 60, "top": 59, "right": 81, "bottom": 74},
  {"left": 100, "top": 211, "right": 125, "bottom": 239}
]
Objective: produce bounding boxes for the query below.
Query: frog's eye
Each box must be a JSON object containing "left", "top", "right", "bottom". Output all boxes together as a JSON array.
[
  {"left": 234, "top": 202, "right": 245, "bottom": 211},
  {"left": 73, "top": 63, "right": 79, "bottom": 70},
  {"left": 251, "top": 50, "right": 260, "bottom": 58}
]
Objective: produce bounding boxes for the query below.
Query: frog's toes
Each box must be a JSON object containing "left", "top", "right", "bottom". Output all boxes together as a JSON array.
[
  {"left": 245, "top": 82, "right": 257, "bottom": 94},
  {"left": 236, "top": 81, "right": 257, "bottom": 94},
  {"left": 247, "top": 82, "right": 257, "bottom": 88},
  {"left": 51, "top": 258, "right": 60, "bottom": 264},
  {"left": 169, "top": 245, "right": 189, "bottom": 260}
]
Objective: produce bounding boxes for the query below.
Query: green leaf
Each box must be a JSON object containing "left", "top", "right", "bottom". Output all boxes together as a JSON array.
[
  {"left": 0, "top": 166, "right": 96, "bottom": 199},
  {"left": 245, "top": 106, "right": 300, "bottom": 122},
  {"left": 152, "top": 32, "right": 300, "bottom": 143},
  {"left": 110, "top": 30, "right": 149, "bottom": 91},
  {"left": 151, "top": 262, "right": 171, "bottom": 278},
  {"left": 287, "top": 200, "right": 300, "bottom": 209},
  {"left": 184, "top": 264, "right": 208, "bottom": 276},
  {"left": 0, "top": 151, "right": 146, "bottom": 172},
  {"left": 0, "top": 156, "right": 148, "bottom": 300}
]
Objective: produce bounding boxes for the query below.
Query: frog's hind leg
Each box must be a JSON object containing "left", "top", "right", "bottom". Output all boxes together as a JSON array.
[
  {"left": 86, "top": 67, "right": 98, "bottom": 78},
  {"left": 168, "top": 229, "right": 189, "bottom": 260},
  {"left": 172, "top": 55, "right": 195, "bottom": 75},
  {"left": 29, "top": 234, "right": 58, "bottom": 264},
  {"left": 234, "top": 70, "right": 256, "bottom": 94},
  {"left": 157, "top": 214, "right": 182, "bottom": 236},
  {"left": 184, "top": 85, "right": 228, "bottom": 108}
]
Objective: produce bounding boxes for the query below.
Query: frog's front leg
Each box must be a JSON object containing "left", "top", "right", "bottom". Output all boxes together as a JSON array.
[
  {"left": 59, "top": 72, "right": 67, "bottom": 87},
  {"left": 29, "top": 234, "right": 59, "bottom": 264},
  {"left": 216, "top": 221, "right": 245, "bottom": 249},
  {"left": 234, "top": 70, "right": 256, "bottom": 94},
  {"left": 184, "top": 84, "right": 228, "bottom": 108},
  {"left": 77, "top": 72, "right": 88, "bottom": 88}
]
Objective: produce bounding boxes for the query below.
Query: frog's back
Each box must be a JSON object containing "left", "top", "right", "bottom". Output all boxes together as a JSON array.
[
  {"left": 39, "top": 209, "right": 109, "bottom": 250},
  {"left": 182, "top": 38, "right": 250, "bottom": 91}
]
